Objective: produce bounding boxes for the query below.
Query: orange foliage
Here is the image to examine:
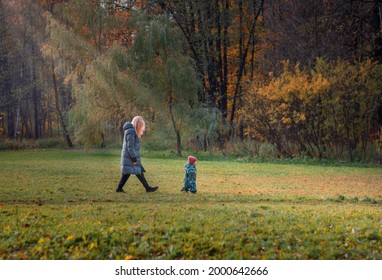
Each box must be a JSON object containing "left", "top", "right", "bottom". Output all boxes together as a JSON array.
[{"left": 239, "top": 58, "right": 382, "bottom": 160}]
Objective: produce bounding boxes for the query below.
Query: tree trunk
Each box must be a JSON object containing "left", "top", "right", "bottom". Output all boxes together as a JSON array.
[
  {"left": 168, "top": 95, "right": 182, "bottom": 157},
  {"left": 202, "top": 5, "right": 218, "bottom": 108},
  {"left": 50, "top": 55, "right": 73, "bottom": 148},
  {"left": 31, "top": 43, "right": 40, "bottom": 139},
  {"left": 14, "top": 54, "right": 25, "bottom": 140},
  {"left": 230, "top": 0, "right": 264, "bottom": 124},
  {"left": 14, "top": 21, "right": 28, "bottom": 140},
  {"left": 221, "top": 0, "right": 229, "bottom": 120},
  {"left": 0, "top": 30, "right": 14, "bottom": 137},
  {"left": 372, "top": 1, "right": 382, "bottom": 62},
  {"left": 215, "top": 0, "right": 225, "bottom": 120}
]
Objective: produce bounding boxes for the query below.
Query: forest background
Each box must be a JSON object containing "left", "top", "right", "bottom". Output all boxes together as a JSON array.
[{"left": 1, "top": 0, "right": 382, "bottom": 163}]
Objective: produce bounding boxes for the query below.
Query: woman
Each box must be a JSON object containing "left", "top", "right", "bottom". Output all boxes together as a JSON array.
[{"left": 116, "top": 116, "right": 158, "bottom": 193}]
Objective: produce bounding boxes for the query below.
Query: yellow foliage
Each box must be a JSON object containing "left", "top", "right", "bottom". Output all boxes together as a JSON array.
[
  {"left": 66, "top": 235, "right": 75, "bottom": 241},
  {"left": 89, "top": 242, "right": 96, "bottom": 250},
  {"left": 281, "top": 117, "right": 291, "bottom": 125},
  {"left": 239, "top": 58, "right": 382, "bottom": 159}
]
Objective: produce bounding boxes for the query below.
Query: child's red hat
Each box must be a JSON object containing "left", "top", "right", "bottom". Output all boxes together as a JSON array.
[{"left": 188, "top": 156, "right": 197, "bottom": 165}]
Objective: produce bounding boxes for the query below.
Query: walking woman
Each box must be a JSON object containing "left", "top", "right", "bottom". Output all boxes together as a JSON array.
[{"left": 116, "top": 116, "right": 158, "bottom": 193}]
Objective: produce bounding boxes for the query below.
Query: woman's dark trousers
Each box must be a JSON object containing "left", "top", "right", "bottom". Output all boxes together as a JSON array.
[{"left": 116, "top": 173, "right": 151, "bottom": 191}]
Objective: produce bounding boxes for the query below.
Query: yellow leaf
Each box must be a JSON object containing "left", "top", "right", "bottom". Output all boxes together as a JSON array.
[
  {"left": 66, "top": 235, "right": 75, "bottom": 241},
  {"left": 38, "top": 238, "right": 45, "bottom": 244},
  {"left": 89, "top": 242, "right": 96, "bottom": 250}
]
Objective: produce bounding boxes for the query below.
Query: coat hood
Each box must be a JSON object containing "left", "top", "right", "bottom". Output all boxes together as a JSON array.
[{"left": 123, "top": 122, "right": 134, "bottom": 130}]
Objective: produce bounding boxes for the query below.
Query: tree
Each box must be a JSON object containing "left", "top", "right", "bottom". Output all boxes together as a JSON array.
[
  {"left": 1, "top": 0, "right": 48, "bottom": 142},
  {"left": 42, "top": 13, "right": 79, "bottom": 147},
  {"left": 261, "top": 0, "right": 382, "bottom": 69},
  {"left": 128, "top": 12, "right": 201, "bottom": 156},
  {"left": 0, "top": 0, "right": 14, "bottom": 138},
  {"left": 155, "top": 0, "right": 265, "bottom": 126},
  {"left": 41, "top": 1, "right": 144, "bottom": 147}
]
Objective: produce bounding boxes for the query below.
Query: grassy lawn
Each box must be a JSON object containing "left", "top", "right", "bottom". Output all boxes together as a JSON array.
[{"left": 0, "top": 150, "right": 381, "bottom": 260}]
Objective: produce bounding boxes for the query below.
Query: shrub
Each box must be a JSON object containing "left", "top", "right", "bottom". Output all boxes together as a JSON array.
[
  {"left": 0, "top": 139, "right": 21, "bottom": 150},
  {"left": 259, "top": 142, "right": 278, "bottom": 160},
  {"left": 35, "top": 138, "right": 62, "bottom": 149},
  {"left": 224, "top": 140, "right": 260, "bottom": 159},
  {"left": 0, "top": 138, "right": 63, "bottom": 150},
  {"left": 239, "top": 58, "right": 382, "bottom": 162}
]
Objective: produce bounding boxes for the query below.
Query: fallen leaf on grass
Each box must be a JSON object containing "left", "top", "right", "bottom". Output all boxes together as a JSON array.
[{"left": 66, "top": 235, "right": 75, "bottom": 241}]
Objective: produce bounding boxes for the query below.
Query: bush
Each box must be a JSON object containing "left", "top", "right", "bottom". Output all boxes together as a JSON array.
[
  {"left": 240, "top": 58, "right": 382, "bottom": 162},
  {"left": 224, "top": 140, "right": 260, "bottom": 159},
  {"left": 0, "top": 139, "right": 21, "bottom": 150},
  {"left": 259, "top": 142, "right": 278, "bottom": 160},
  {"left": 35, "top": 138, "right": 62, "bottom": 149},
  {"left": 142, "top": 128, "right": 175, "bottom": 152},
  {"left": 0, "top": 138, "right": 63, "bottom": 150}
]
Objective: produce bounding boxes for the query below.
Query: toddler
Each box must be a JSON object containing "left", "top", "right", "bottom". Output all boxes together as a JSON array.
[{"left": 181, "top": 156, "right": 197, "bottom": 194}]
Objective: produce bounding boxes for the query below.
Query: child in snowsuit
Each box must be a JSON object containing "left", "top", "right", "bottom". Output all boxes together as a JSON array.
[{"left": 181, "top": 156, "right": 197, "bottom": 194}]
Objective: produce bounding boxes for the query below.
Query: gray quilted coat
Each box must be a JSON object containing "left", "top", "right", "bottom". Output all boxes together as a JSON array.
[{"left": 120, "top": 122, "right": 143, "bottom": 175}]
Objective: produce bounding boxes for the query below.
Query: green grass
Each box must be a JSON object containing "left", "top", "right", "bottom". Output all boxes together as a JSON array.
[{"left": 0, "top": 150, "right": 381, "bottom": 260}]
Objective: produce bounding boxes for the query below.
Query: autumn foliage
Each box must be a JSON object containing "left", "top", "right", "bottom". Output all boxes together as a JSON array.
[
  {"left": 1, "top": 0, "right": 382, "bottom": 162},
  {"left": 240, "top": 58, "right": 382, "bottom": 161}
]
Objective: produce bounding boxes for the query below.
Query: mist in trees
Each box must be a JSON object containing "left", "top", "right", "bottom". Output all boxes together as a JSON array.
[{"left": 0, "top": 0, "right": 381, "bottom": 162}]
